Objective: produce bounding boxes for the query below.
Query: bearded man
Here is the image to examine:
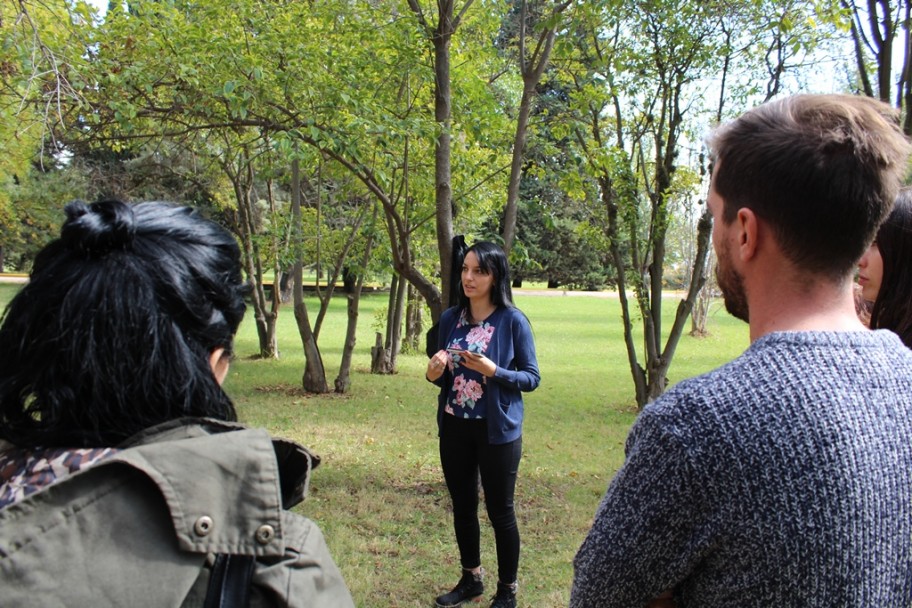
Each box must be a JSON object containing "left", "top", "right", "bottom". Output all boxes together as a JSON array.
[{"left": 571, "top": 94, "right": 912, "bottom": 608}]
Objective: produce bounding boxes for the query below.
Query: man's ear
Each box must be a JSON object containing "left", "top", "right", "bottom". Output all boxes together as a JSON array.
[
  {"left": 209, "top": 347, "right": 230, "bottom": 386},
  {"left": 736, "top": 208, "right": 759, "bottom": 262}
]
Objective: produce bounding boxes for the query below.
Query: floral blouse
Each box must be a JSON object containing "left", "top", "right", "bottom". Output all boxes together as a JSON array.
[
  {"left": 0, "top": 446, "right": 118, "bottom": 509},
  {"left": 445, "top": 308, "right": 499, "bottom": 419}
]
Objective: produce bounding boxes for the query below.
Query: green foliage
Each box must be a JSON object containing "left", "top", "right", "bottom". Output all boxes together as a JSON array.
[
  {"left": 2, "top": 0, "right": 852, "bottom": 404},
  {"left": 1, "top": 161, "right": 86, "bottom": 271},
  {"left": 0, "top": 1, "right": 98, "bottom": 247}
]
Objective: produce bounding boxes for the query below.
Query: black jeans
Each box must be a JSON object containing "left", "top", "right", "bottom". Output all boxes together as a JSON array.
[{"left": 439, "top": 416, "right": 522, "bottom": 585}]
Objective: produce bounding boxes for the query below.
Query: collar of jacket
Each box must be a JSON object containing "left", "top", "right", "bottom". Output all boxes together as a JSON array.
[{"left": 103, "top": 417, "right": 321, "bottom": 555}]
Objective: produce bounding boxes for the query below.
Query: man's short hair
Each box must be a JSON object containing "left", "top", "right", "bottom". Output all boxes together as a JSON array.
[{"left": 708, "top": 94, "right": 911, "bottom": 280}]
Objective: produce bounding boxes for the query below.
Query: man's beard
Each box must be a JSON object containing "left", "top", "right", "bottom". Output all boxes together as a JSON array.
[{"left": 716, "top": 249, "right": 749, "bottom": 322}]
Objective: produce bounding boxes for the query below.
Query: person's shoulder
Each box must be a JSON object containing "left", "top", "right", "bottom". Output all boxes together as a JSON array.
[
  {"left": 440, "top": 306, "right": 460, "bottom": 324},
  {"left": 634, "top": 349, "right": 761, "bottom": 438},
  {"left": 500, "top": 305, "right": 531, "bottom": 325},
  {"left": 257, "top": 511, "right": 356, "bottom": 606},
  {"left": 642, "top": 329, "right": 912, "bottom": 429}
]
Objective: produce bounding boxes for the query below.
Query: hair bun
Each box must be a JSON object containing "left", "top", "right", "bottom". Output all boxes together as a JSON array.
[{"left": 61, "top": 199, "right": 137, "bottom": 256}]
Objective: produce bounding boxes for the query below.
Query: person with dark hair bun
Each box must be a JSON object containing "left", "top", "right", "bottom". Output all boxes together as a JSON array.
[
  {"left": 0, "top": 199, "right": 354, "bottom": 607},
  {"left": 857, "top": 187, "right": 912, "bottom": 347},
  {"left": 425, "top": 241, "right": 540, "bottom": 608}
]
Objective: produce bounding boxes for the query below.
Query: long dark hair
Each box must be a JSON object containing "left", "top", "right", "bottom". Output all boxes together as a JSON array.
[
  {"left": 456, "top": 241, "right": 514, "bottom": 320},
  {"left": 0, "top": 200, "right": 248, "bottom": 447},
  {"left": 870, "top": 188, "right": 912, "bottom": 347}
]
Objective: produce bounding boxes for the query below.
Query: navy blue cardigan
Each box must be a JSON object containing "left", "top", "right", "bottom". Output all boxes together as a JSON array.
[{"left": 430, "top": 305, "right": 540, "bottom": 445}]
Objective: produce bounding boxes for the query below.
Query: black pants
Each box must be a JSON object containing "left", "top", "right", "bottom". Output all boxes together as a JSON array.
[{"left": 439, "top": 416, "right": 522, "bottom": 585}]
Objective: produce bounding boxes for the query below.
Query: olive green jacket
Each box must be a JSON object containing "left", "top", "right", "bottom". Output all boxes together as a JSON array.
[{"left": 0, "top": 418, "right": 355, "bottom": 607}]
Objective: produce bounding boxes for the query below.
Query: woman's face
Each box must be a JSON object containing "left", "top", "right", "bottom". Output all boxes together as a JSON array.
[
  {"left": 461, "top": 251, "right": 494, "bottom": 303},
  {"left": 857, "top": 241, "right": 884, "bottom": 302}
]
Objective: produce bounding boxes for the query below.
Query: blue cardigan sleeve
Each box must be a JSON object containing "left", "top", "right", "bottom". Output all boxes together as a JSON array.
[
  {"left": 426, "top": 308, "right": 457, "bottom": 388},
  {"left": 490, "top": 309, "right": 540, "bottom": 392}
]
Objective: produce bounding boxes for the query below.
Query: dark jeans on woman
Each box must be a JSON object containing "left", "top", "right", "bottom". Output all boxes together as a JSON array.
[{"left": 439, "top": 416, "right": 522, "bottom": 585}]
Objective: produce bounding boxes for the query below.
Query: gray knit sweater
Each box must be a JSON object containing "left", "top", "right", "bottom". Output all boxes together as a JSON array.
[{"left": 571, "top": 330, "right": 912, "bottom": 607}]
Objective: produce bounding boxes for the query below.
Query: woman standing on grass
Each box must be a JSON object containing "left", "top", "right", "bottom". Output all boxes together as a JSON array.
[
  {"left": 857, "top": 187, "right": 912, "bottom": 346},
  {"left": 425, "top": 241, "right": 540, "bottom": 608}
]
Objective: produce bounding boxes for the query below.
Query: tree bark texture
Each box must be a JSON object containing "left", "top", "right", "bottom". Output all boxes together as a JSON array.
[
  {"left": 335, "top": 204, "right": 379, "bottom": 393},
  {"left": 291, "top": 157, "right": 328, "bottom": 393}
]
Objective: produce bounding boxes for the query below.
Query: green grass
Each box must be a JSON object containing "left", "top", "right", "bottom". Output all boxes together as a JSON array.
[{"left": 0, "top": 283, "right": 749, "bottom": 606}]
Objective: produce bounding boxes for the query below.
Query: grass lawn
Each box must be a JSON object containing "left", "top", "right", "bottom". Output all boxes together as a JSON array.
[{"left": 0, "top": 283, "right": 749, "bottom": 607}]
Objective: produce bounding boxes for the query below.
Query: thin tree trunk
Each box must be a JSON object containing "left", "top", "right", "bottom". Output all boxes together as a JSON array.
[
  {"left": 370, "top": 332, "right": 391, "bottom": 374},
  {"left": 389, "top": 271, "right": 407, "bottom": 370},
  {"left": 232, "top": 160, "right": 278, "bottom": 359},
  {"left": 265, "top": 175, "right": 283, "bottom": 358},
  {"left": 600, "top": 176, "right": 648, "bottom": 407},
  {"left": 503, "top": 81, "right": 536, "bottom": 257},
  {"left": 336, "top": 203, "right": 379, "bottom": 393},
  {"left": 901, "top": 1, "right": 912, "bottom": 134},
  {"left": 404, "top": 283, "right": 423, "bottom": 352},
  {"left": 313, "top": 202, "right": 369, "bottom": 341},
  {"left": 690, "top": 254, "right": 714, "bottom": 336},
  {"left": 502, "top": 0, "right": 569, "bottom": 255},
  {"left": 372, "top": 272, "right": 401, "bottom": 374},
  {"left": 406, "top": 0, "right": 475, "bottom": 317},
  {"left": 385, "top": 273, "right": 399, "bottom": 351},
  {"left": 433, "top": 26, "right": 455, "bottom": 311},
  {"left": 291, "top": 157, "right": 328, "bottom": 393}
]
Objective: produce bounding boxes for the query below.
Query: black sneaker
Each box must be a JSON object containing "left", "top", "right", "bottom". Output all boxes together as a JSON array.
[
  {"left": 489, "top": 581, "right": 516, "bottom": 608},
  {"left": 435, "top": 568, "right": 485, "bottom": 607}
]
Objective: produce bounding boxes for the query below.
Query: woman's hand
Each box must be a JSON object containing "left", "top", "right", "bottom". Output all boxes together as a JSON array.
[
  {"left": 459, "top": 351, "right": 496, "bottom": 377},
  {"left": 426, "top": 350, "right": 448, "bottom": 381}
]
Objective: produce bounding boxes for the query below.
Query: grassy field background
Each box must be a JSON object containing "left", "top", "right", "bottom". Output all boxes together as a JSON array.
[{"left": 0, "top": 283, "right": 749, "bottom": 606}]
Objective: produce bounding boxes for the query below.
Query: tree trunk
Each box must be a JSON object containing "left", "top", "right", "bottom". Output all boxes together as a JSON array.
[
  {"left": 647, "top": 205, "right": 714, "bottom": 402},
  {"left": 433, "top": 23, "right": 455, "bottom": 312},
  {"left": 389, "top": 271, "right": 407, "bottom": 370},
  {"left": 901, "top": 1, "right": 912, "bottom": 135},
  {"left": 335, "top": 289, "right": 360, "bottom": 394},
  {"left": 232, "top": 160, "right": 278, "bottom": 359},
  {"left": 375, "top": 272, "right": 405, "bottom": 374},
  {"left": 502, "top": 0, "right": 568, "bottom": 255},
  {"left": 342, "top": 266, "right": 357, "bottom": 294},
  {"left": 291, "top": 157, "right": 328, "bottom": 393},
  {"left": 503, "top": 79, "right": 536, "bottom": 257},
  {"left": 601, "top": 176, "right": 648, "bottom": 408},
  {"left": 385, "top": 273, "right": 399, "bottom": 351},
  {"left": 371, "top": 331, "right": 393, "bottom": 374},
  {"left": 691, "top": 254, "right": 715, "bottom": 337},
  {"left": 404, "top": 282, "right": 423, "bottom": 353},
  {"left": 312, "top": 202, "right": 369, "bottom": 342},
  {"left": 294, "top": 285, "right": 328, "bottom": 392},
  {"left": 335, "top": 204, "right": 379, "bottom": 393},
  {"left": 279, "top": 269, "right": 294, "bottom": 303},
  {"left": 406, "top": 0, "right": 472, "bottom": 317}
]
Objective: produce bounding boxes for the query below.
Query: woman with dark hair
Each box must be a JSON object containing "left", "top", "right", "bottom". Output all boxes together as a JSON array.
[
  {"left": 426, "top": 241, "right": 540, "bottom": 608},
  {"left": 0, "top": 199, "right": 354, "bottom": 607},
  {"left": 858, "top": 187, "right": 912, "bottom": 347}
]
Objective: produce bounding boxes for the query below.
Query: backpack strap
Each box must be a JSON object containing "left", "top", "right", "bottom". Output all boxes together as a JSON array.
[{"left": 203, "top": 554, "right": 256, "bottom": 608}]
